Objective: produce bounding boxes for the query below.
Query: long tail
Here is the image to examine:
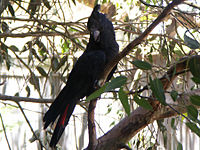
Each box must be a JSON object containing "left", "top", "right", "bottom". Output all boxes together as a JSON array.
[
  {"left": 43, "top": 90, "right": 77, "bottom": 147},
  {"left": 49, "top": 101, "right": 76, "bottom": 147},
  {"left": 43, "top": 97, "right": 62, "bottom": 129}
]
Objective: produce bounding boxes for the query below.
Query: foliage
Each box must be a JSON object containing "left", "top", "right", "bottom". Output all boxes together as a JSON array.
[{"left": 0, "top": 0, "right": 200, "bottom": 150}]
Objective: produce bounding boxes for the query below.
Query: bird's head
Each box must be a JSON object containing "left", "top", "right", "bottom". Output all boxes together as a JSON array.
[{"left": 87, "top": 4, "right": 113, "bottom": 43}]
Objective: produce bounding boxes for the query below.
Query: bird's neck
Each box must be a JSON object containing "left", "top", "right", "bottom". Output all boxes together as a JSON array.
[{"left": 86, "top": 33, "right": 118, "bottom": 64}]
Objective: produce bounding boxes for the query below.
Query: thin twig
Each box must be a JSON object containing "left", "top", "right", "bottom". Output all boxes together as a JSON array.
[
  {"left": 14, "top": 1, "right": 85, "bottom": 50},
  {"left": 130, "top": 56, "right": 191, "bottom": 94},
  {"left": 0, "top": 31, "right": 61, "bottom": 38},
  {"left": 0, "top": 113, "right": 12, "bottom": 150},
  {"left": 1, "top": 41, "right": 43, "bottom": 98},
  {"left": 16, "top": 102, "right": 47, "bottom": 150},
  {"left": 0, "top": 80, "right": 6, "bottom": 86},
  {"left": 0, "top": 101, "right": 42, "bottom": 114},
  {"left": 166, "top": 103, "right": 191, "bottom": 122},
  {"left": 139, "top": 0, "right": 196, "bottom": 15}
]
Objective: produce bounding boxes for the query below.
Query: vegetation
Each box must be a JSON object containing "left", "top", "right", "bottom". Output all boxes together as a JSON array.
[{"left": 0, "top": 0, "right": 200, "bottom": 149}]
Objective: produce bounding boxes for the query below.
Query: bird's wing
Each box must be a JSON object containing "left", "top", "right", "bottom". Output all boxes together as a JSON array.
[{"left": 43, "top": 50, "right": 106, "bottom": 147}]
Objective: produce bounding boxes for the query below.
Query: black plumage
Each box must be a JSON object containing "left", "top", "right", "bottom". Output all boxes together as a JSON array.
[{"left": 43, "top": 5, "right": 119, "bottom": 147}]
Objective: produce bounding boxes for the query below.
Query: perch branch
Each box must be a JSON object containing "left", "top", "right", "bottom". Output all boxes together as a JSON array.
[
  {"left": 95, "top": 54, "right": 198, "bottom": 149},
  {"left": 93, "top": 0, "right": 186, "bottom": 149},
  {"left": 101, "top": 0, "right": 186, "bottom": 84},
  {"left": 86, "top": 99, "right": 98, "bottom": 150}
]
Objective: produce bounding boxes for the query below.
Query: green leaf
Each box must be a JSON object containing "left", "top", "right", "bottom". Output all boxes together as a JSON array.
[
  {"left": 170, "top": 90, "right": 178, "bottom": 102},
  {"left": 189, "top": 57, "right": 200, "bottom": 78},
  {"left": 31, "top": 48, "right": 41, "bottom": 62},
  {"left": 191, "top": 77, "right": 200, "bottom": 84},
  {"left": 177, "top": 142, "right": 183, "bottom": 150},
  {"left": 10, "top": 45, "right": 19, "bottom": 52},
  {"left": 109, "top": 121, "right": 115, "bottom": 127},
  {"left": 105, "top": 76, "right": 127, "bottom": 92},
  {"left": 26, "top": 86, "right": 30, "bottom": 97},
  {"left": 147, "top": 147, "right": 153, "bottom": 150},
  {"left": 35, "top": 39, "right": 47, "bottom": 55},
  {"left": 131, "top": 60, "right": 152, "bottom": 70},
  {"left": 152, "top": 0, "right": 156, "bottom": 5},
  {"left": 72, "top": 0, "right": 76, "bottom": 5},
  {"left": 29, "top": 130, "right": 40, "bottom": 143},
  {"left": 56, "top": 55, "right": 68, "bottom": 71},
  {"left": 43, "top": 0, "right": 51, "bottom": 9},
  {"left": 174, "top": 50, "right": 184, "bottom": 57},
  {"left": 184, "top": 31, "right": 200, "bottom": 49},
  {"left": 119, "top": 87, "right": 130, "bottom": 115},
  {"left": 134, "top": 95, "right": 153, "bottom": 110},
  {"left": 8, "top": 3, "right": 15, "bottom": 17},
  {"left": 82, "top": 39, "right": 88, "bottom": 45},
  {"left": 51, "top": 56, "right": 59, "bottom": 71},
  {"left": 102, "top": 0, "right": 107, "bottom": 4},
  {"left": 15, "top": 92, "right": 19, "bottom": 96},
  {"left": 1, "top": 22, "right": 9, "bottom": 33},
  {"left": 186, "top": 122, "right": 200, "bottom": 137},
  {"left": 190, "top": 95, "right": 200, "bottom": 106},
  {"left": 86, "top": 76, "right": 127, "bottom": 102},
  {"left": 171, "top": 118, "right": 176, "bottom": 129},
  {"left": 187, "top": 105, "right": 198, "bottom": 121},
  {"left": 150, "top": 77, "right": 166, "bottom": 105},
  {"left": 161, "top": 46, "right": 168, "bottom": 58},
  {"left": 86, "top": 83, "right": 108, "bottom": 101},
  {"left": 36, "top": 66, "right": 47, "bottom": 77},
  {"left": 6, "top": 59, "right": 11, "bottom": 70},
  {"left": 29, "top": 73, "right": 40, "bottom": 92}
]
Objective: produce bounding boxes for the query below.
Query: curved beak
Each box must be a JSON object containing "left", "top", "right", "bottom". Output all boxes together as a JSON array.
[{"left": 92, "top": 30, "right": 100, "bottom": 42}]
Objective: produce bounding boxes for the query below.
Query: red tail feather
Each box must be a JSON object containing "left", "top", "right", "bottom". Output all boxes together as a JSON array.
[{"left": 59, "top": 104, "right": 69, "bottom": 126}]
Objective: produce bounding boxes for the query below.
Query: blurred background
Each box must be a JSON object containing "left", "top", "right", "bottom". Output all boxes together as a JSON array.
[{"left": 0, "top": 0, "right": 200, "bottom": 149}]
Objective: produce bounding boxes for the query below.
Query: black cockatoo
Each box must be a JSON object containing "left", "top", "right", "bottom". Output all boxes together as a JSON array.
[{"left": 43, "top": 4, "right": 119, "bottom": 147}]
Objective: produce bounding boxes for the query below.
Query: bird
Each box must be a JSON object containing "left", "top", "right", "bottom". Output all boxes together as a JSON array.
[{"left": 43, "top": 4, "right": 119, "bottom": 147}]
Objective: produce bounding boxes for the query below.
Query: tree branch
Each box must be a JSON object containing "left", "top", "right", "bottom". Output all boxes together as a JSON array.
[
  {"left": 86, "top": 99, "right": 98, "bottom": 150},
  {"left": 101, "top": 0, "right": 186, "bottom": 84},
  {"left": 0, "top": 31, "right": 87, "bottom": 38},
  {"left": 14, "top": 1, "right": 85, "bottom": 50},
  {"left": 95, "top": 54, "right": 198, "bottom": 150},
  {"left": 154, "top": 89, "right": 200, "bottom": 120},
  {"left": 94, "top": 1, "right": 187, "bottom": 149},
  {"left": 0, "top": 94, "right": 53, "bottom": 103},
  {"left": 0, "top": 32, "right": 61, "bottom": 38}
]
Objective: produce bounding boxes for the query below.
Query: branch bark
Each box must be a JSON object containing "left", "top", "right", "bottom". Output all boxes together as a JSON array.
[
  {"left": 0, "top": 1, "right": 189, "bottom": 149},
  {"left": 0, "top": 94, "right": 53, "bottom": 103},
  {"left": 0, "top": 32, "right": 61, "bottom": 38},
  {"left": 95, "top": 54, "right": 199, "bottom": 149},
  {"left": 93, "top": 1, "right": 187, "bottom": 149},
  {"left": 101, "top": 0, "right": 186, "bottom": 83},
  {"left": 87, "top": 99, "right": 98, "bottom": 150},
  {"left": 96, "top": 89, "right": 200, "bottom": 150}
]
